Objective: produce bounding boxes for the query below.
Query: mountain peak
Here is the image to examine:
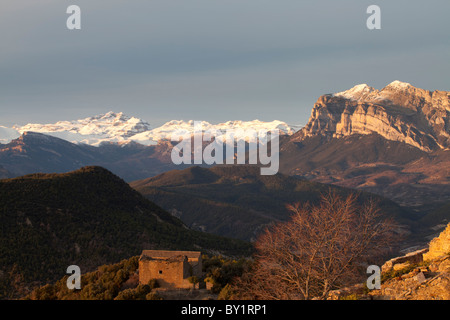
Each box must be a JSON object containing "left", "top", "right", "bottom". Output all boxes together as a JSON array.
[
  {"left": 13, "top": 112, "right": 152, "bottom": 146},
  {"left": 82, "top": 111, "right": 146, "bottom": 127},
  {"left": 334, "top": 83, "right": 376, "bottom": 101},
  {"left": 98, "top": 111, "right": 128, "bottom": 122},
  {"left": 334, "top": 80, "right": 418, "bottom": 101},
  {"left": 383, "top": 80, "right": 414, "bottom": 91}
]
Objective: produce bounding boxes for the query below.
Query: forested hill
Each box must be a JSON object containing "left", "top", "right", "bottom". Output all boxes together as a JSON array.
[{"left": 0, "top": 166, "right": 251, "bottom": 299}]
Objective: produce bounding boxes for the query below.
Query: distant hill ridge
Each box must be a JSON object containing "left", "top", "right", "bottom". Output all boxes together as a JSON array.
[{"left": 131, "top": 165, "right": 418, "bottom": 241}]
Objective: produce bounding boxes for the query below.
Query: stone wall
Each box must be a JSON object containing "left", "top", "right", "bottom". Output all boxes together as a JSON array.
[{"left": 139, "top": 256, "right": 192, "bottom": 289}]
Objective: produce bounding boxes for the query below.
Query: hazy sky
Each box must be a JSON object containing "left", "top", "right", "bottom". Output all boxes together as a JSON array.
[{"left": 0, "top": 0, "right": 449, "bottom": 127}]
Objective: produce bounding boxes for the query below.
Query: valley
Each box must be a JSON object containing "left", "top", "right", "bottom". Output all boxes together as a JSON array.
[{"left": 130, "top": 165, "right": 418, "bottom": 241}]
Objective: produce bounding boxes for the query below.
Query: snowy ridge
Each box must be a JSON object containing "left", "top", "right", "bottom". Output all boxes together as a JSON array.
[
  {"left": 333, "top": 80, "right": 414, "bottom": 102},
  {"left": 131, "top": 119, "right": 301, "bottom": 146},
  {"left": 1, "top": 112, "right": 301, "bottom": 146},
  {"left": 334, "top": 84, "right": 376, "bottom": 101},
  {"left": 14, "top": 112, "right": 152, "bottom": 146}
]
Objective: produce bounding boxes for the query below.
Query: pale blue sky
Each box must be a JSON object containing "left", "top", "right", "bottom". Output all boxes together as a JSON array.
[{"left": 0, "top": 0, "right": 449, "bottom": 127}]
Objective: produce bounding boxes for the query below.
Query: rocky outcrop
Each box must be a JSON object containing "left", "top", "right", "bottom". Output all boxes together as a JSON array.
[
  {"left": 372, "top": 255, "right": 450, "bottom": 300},
  {"left": 327, "top": 223, "right": 450, "bottom": 300},
  {"left": 373, "top": 223, "right": 450, "bottom": 300},
  {"left": 381, "top": 248, "right": 429, "bottom": 274},
  {"left": 424, "top": 223, "right": 450, "bottom": 261},
  {"left": 296, "top": 81, "right": 450, "bottom": 152}
]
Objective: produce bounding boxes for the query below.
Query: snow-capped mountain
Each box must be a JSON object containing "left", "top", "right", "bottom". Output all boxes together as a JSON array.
[
  {"left": 1, "top": 112, "right": 301, "bottom": 146},
  {"left": 14, "top": 112, "right": 152, "bottom": 146},
  {"left": 296, "top": 80, "right": 450, "bottom": 152},
  {"left": 333, "top": 80, "right": 417, "bottom": 103},
  {"left": 130, "top": 119, "right": 302, "bottom": 146}
]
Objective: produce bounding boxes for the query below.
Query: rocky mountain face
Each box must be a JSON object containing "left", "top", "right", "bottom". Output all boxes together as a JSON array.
[
  {"left": 424, "top": 223, "right": 450, "bottom": 261},
  {"left": 295, "top": 81, "right": 450, "bottom": 152},
  {"left": 280, "top": 81, "right": 450, "bottom": 211}
]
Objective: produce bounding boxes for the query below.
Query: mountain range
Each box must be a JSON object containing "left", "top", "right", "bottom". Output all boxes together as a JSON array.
[
  {"left": 0, "top": 81, "right": 448, "bottom": 205},
  {"left": 1, "top": 80, "right": 449, "bottom": 299},
  {"left": 0, "top": 111, "right": 301, "bottom": 146},
  {"left": 1, "top": 80, "right": 448, "bottom": 211}
]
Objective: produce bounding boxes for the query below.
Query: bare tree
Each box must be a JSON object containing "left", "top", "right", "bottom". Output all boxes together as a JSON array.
[{"left": 233, "top": 191, "right": 399, "bottom": 300}]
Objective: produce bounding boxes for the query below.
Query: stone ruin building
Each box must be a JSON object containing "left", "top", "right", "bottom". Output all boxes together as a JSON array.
[{"left": 138, "top": 250, "right": 203, "bottom": 289}]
